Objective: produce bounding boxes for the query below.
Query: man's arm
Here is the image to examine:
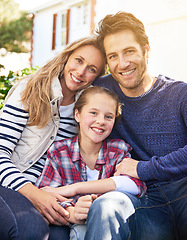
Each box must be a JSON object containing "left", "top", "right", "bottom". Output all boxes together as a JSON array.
[{"left": 114, "top": 146, "right": 187, "bottom": 182}]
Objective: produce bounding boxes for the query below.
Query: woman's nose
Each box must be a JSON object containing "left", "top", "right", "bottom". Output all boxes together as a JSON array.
[{"left": 77, "top": 65, "right": 86, "bottom": 76}]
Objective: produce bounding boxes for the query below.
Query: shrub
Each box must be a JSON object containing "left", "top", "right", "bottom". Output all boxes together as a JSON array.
[{"left": 0, "top": 65, "right": 38, "bottom": 109}]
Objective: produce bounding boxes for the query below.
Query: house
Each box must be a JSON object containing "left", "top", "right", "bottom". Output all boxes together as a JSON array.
[{"left": 30, "top": 0, "right": 187, "bottom": 81}]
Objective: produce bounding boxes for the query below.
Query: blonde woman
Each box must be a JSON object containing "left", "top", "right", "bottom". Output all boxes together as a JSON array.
[{"left": 0, "top": 36, "right": 106, "bottom": 240}]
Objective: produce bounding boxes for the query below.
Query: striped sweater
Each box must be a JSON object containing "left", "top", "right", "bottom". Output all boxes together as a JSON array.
[{"left": 0, "top": 102, "right": 77, "bottom": 190}]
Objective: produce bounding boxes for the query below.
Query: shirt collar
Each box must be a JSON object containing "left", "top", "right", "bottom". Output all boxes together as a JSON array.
[{"left": 70, "top": 135, "right": 107, "bottom": 167}]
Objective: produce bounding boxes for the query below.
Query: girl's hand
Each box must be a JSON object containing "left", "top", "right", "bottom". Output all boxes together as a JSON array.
[
  {"left": 74, "top": 194, "right": 97, "bottom": 221},
  {"left": 18, "top": 183, "right": 71, "bottom": 226}
]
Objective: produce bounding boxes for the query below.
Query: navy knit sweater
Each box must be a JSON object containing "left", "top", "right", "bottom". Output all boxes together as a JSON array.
[{"left": 93, "top": 74, "right": 187, "bottom": 182}]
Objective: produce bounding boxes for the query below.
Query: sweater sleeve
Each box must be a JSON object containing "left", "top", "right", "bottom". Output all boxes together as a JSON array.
[
  {"left": 0, "top": 87, "right": 31, "bottom": 190},
  {"left": 137, "top": 145, "right": 187, "bottom": 182},
  {"left": 137, "top": 87, "right": 187, "bottom": 182}
]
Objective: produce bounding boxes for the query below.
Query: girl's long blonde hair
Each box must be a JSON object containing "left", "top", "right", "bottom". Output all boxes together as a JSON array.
[{"left": 21, "top": 36, "right": 106, "bottom": 128}]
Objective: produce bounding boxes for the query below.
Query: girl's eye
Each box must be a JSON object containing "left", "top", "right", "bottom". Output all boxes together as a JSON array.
[
  {"left": 105, "top": 115, "right": 114, "bottom": 120},
  {"left": 89, "top": 67, "right": 96, "bottom": 74},
  {"left": 90, "top": 111, "right": 97, "bottom": 115}
]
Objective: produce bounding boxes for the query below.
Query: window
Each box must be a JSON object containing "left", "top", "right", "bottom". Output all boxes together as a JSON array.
[
  {"left": 52, "top": 10, "right": 70, "bottom": 50},
  {"left": 61, "top": 13, "right": 67, "bottom": 46}
]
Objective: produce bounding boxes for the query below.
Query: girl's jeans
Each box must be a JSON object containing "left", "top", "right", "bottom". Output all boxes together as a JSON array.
[
  {"left": 84, "top": 177, "right": 187, "bottom": 240},
  {"left": 0, "top": 185, "right": 70, "bottom": 240}
]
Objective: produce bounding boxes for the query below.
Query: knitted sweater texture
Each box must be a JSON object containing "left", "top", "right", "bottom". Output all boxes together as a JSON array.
[{"left": 93, "top": 74, "right": 187, "bottom": 182}]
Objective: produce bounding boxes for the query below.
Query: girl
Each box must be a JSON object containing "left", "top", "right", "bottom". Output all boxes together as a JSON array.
[
  {"left": 36, "top": 86, "right": 146, "bottom": 239},
  {"left": 0, "top": 37, "right": 106, "bottom": 240}
]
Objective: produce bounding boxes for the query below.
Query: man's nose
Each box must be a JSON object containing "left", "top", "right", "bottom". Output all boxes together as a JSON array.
[{"left": 118, "top": 55, "right": 130, "bottom": 69}]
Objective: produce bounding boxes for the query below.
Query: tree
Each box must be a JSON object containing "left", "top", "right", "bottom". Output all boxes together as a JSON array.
[{"left": 0, "top": 0, "right": 33, "bottom": 54}]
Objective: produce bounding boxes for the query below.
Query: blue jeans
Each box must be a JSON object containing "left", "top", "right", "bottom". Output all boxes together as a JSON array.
[
  {"left": 69, "top": 224, "right": 86, "bottom": 240},
  {"left": 0, "top": 186, "right": 70, "bottom": 240},
  {"left": 85, "top": 177, "right": 187, "bottom": 240}
]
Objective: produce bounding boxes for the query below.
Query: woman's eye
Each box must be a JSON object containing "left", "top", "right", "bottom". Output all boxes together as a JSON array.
[{"left": 76, "top": 58, "right": 82, "bottom": 63}]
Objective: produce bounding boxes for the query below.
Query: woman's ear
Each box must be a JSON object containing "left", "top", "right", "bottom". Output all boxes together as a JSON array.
[{"left": 74, "top": 109, "right": 80, "bottom": 123}]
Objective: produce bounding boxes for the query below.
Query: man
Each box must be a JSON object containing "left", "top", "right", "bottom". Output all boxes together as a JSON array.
[{"left": 85, "top": 11, "right": 187, "bottom": 240}]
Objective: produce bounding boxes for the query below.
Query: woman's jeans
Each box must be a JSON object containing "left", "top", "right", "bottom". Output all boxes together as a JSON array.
[
  {"left": 0, "top": 185, "right": 70, "bottom": 240},
  {"left": 85, "top": 177, "right": 187, "bottom": 240}
]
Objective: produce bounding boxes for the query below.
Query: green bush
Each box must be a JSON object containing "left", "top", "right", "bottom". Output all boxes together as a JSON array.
[{"left": 0, "top": 65, "right": 38, "bottom": 109}]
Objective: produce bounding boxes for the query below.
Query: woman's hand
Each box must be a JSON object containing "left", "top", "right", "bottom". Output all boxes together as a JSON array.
[{"left": 18, "top": 183, "right": 71, "bottom": 225}]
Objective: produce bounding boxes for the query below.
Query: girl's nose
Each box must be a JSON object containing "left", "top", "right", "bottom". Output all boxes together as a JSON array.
[{"left": 96, "top": 115, "right": 105, "bottom": 125}]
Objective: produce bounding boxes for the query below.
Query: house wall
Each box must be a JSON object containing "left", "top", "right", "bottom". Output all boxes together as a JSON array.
[
  {"left": 94, "top": 0, "right": 187, "bottom": 81},
  {"left": 31, "top": 0, "right": 187, "bottom": 81},
  {"left": 31, "top": 0, "right": 91, "bottom": 68},
  {"left": 32, "top": 3, "right": 63, "bottom": 67}
]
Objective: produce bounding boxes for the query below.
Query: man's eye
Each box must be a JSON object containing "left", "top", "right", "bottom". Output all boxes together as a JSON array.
[
  {"left": 108, "top": 55, "right": 116, "bottom": 60},
  {"left": 126, "top": 49, "right": 134, "bottom": 54}
]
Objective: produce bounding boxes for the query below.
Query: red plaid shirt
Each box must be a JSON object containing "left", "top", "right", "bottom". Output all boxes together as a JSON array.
[{"left": 36, "top": 136, "right": 146, "bottom": 202}]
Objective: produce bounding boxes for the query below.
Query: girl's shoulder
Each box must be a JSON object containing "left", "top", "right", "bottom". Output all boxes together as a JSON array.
[
  {"left": 105, "top": 139, "right": 132, "bottom": 153},
  {"left": 48, "top": 136, "right": 78, "bottom": 153}
]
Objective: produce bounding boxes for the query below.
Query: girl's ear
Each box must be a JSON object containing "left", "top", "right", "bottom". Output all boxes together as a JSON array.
[{"left": 74, "top": 109, "right": 80, "bottom": 123}]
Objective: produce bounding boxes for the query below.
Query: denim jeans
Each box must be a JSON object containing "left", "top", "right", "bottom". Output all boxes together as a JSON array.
[
  {"left": 85, "top": 177, "right": 187, "bottom": 240},
  {"left": 70, "top": 224, "right": 87, "bottom": 240},
  {"left": 0, "top": 186, "right": 70, "bottom": 240}
]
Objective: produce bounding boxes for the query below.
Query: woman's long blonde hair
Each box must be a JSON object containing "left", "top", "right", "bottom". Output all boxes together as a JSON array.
[{"left": 21, "top": 36, "right": 106, "bottom": 128}]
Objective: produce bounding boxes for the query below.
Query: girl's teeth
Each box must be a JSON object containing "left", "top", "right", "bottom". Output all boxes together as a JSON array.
[{"left": 92, "top": 128, "right": 103, "bottom": 133}]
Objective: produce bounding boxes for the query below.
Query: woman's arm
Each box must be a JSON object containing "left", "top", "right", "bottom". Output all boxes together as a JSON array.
[
  {"left": 0, "top": 94, "right": 71, "bottom": 225},
  {"left": 19, "top": 183, "right": 71, "bottom": 225}
]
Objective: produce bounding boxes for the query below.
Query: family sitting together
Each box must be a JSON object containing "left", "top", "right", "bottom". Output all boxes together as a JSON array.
[{"left": 0, "top": 11, "right": 186, "bottom": 240}]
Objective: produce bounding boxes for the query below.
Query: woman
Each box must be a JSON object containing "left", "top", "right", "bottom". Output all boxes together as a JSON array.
[{"left": 0, "top": 36, "right": 106, "bottom": 240}]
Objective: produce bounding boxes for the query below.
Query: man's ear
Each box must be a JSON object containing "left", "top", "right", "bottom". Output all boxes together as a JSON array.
[
  {"left": 145, "top": 44, "right": 150, "bottom": 63},
  {"left": 74, "top": 109, "right": 80, "bottom": 123}
]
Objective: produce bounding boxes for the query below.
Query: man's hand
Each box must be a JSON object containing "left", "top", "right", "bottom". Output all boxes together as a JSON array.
[
  {"left": 114, "top": 157, "right": 139, "bottom": 179},
  {"left": 18, "top": 183, "right": 71, "bottom": 226}
]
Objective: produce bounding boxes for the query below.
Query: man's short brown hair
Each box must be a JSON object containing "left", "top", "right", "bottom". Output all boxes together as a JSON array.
[{"left": 95, "top": 11, "right": 149, "bottom": 55}]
